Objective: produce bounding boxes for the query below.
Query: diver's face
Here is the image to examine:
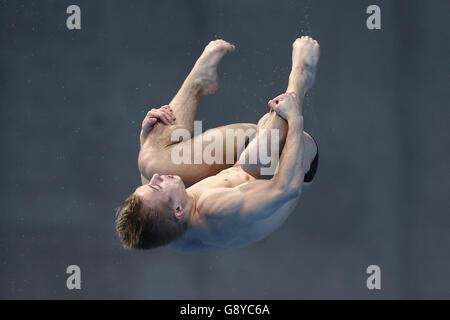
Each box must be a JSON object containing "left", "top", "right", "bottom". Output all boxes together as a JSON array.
[{"left": 134, "top": 174, "right": 188, "bottom": 219}]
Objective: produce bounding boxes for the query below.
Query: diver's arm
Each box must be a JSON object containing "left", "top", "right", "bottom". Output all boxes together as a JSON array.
[
  {"left": 268, "top": 91, "right": 305, "bottom": 194},
  {"left": 197, "top": 181, "right": 293, "bottom": 225},
  {"left": 201, "top": 95, "right": 305, "bottom": 224},
  {"left": 201, "top": 170, "right": 299, "bottom": 225},
  {"left": 234, "top": 115, "right": 304, "bottom": 223},
  {"left": 271, "top": 116, "right": 305, "bottom": 194}
]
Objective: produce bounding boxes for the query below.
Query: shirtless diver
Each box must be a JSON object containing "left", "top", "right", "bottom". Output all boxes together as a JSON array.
[{"left": 115, "top": 36, "right": 320, "bottom": 253}]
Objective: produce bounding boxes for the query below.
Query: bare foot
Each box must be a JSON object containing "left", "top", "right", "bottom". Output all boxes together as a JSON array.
[
  {"left": 287, "top": 36, "right": 320, "bottom": 95},
  {"left": 187, "top": 39, "right": 235, "bottom": 95}
]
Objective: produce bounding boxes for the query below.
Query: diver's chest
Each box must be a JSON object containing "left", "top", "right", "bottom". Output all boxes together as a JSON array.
[{"left": 213, "top": 168, "right": 254, "bottom": 188}]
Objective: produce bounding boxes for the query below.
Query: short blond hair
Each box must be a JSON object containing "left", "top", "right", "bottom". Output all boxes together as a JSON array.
[{"left": 115, "top": 193, "right": 186, "bottom": 249}]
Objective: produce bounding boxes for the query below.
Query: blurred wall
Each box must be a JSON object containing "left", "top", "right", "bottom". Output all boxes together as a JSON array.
[{"left": 0, "top": 0, "right": 449, "bottom": 299}]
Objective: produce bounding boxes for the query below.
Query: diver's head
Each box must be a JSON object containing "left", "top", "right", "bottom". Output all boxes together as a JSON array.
[
  {"left": 115, "top": 174, "right": 190, "bottom": 249},
  {"left": 302, "top": 132, "right": 319, "bottom": 185}
]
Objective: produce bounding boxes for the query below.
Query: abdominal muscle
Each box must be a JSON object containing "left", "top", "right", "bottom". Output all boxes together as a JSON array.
[{"left": 188, "top": 164, "right": 255, "bottom": 190}]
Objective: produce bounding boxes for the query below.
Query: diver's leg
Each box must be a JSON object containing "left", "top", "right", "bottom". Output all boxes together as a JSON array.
[
  {"left": 287, "top": 36, "right": 319, "bottom": 101},
  {"left": 167, "top": 39, "right": 235, "bottom": 136},
  {"left": 238, "top": 111, "right": 287, "bottom": 179},
  {"left": 140, "top": 40, "right": 252, "bottom": 187},
  {"left": 156, "top": 122, "right": 257, "bottom": 187},
  {"left": 140, "top": 39, "right": 235, "bottom": 146},
  {"left": 239, "top": 36, "right": 319, "bottom": 178}
]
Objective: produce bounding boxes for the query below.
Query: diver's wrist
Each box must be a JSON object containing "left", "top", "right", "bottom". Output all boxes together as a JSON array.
[{"left": 287, "top": 115, "right": 303, "bottom": 126}]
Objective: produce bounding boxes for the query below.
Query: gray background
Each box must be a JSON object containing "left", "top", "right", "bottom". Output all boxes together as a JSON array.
[{"left": 1, "top": 0, "right": 449, "bottom": 299}]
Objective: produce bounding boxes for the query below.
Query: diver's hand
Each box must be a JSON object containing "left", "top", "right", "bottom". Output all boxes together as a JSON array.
[
  {"left": 142, "top": 105, "right": 176, "bottom": 133},
  {"left": 140, "top": 105, "right": 176, "bottom": 145},
  {"left": 268, "top": 92, "right": 301, "bottom": 122}
]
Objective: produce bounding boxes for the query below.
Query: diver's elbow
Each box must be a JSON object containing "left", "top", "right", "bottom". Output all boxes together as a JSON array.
[
  {"left": 288, "top": 187, "right": 302, "bottom": 198},
  {"left": 277, "top": 183, "right": 302, "bottom": 199}
]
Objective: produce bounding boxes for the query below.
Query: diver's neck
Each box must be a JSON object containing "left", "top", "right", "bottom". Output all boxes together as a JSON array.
[{"left": 185, "top": 192, "right": 198, "bottom": 225}]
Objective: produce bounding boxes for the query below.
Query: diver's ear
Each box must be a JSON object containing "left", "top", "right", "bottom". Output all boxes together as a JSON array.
[{"left": 174, "top": 205, "right": 184, "bottom": 220}]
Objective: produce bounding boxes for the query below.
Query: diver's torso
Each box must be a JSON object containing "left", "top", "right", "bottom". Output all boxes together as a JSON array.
[
  {"left": 187, "top": 164, "right": 254, "bottom": 190},
  {"left": 171, "top": 166, "right": 300, "bottom": 253}
]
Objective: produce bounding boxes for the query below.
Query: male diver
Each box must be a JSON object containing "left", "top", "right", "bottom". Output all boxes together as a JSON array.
[{"left": 115, "top": 36, "right": 320, "bottom": 253}]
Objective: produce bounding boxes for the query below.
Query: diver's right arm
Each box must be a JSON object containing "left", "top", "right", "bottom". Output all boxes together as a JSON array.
[{"left": 199, "top": 92, "right": 306, "bottom": 224}]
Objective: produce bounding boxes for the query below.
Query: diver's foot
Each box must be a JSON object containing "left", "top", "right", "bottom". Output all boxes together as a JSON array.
[
  {"left": 186, "top": 39, "right": 235, "bottom": 95},
  {"left": 288, "top": 36, "right": 320, "bottom": 95}
]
